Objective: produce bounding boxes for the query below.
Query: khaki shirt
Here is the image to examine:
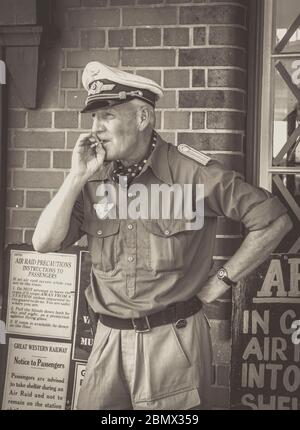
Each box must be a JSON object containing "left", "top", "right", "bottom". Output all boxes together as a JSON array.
[{"left": 61, "top": 133, "right": 287, "bottom": 318}]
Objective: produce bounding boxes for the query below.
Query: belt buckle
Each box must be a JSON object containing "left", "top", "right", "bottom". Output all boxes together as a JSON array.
[{"left": 132, "top": 316, "right": 151, "bottom": 333}]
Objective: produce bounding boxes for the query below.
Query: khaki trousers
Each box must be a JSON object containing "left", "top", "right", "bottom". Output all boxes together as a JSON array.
[{"left": 77, "top": 309, "right": 213, "bottom": 410}]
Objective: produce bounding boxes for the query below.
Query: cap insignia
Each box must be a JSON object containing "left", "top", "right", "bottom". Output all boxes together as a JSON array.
[{"left": 88, "top": 80, "right": 115, "bottom": 96}]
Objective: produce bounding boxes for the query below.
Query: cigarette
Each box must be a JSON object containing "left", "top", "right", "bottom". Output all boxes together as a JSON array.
[{"left": 90, "top": 134, "right": 103, "bottom": 148}]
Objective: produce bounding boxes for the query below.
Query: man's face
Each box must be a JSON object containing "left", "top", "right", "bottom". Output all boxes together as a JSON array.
[{"left": 90, "top": 102, "right": 139, "bottom": 162}]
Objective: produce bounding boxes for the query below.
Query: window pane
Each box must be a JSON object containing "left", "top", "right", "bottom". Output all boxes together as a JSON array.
[
  {"left": 275, "top": 0, "right": 300, "bottom": 53},
  {"left": 272, "top": 174, "right": 300, "bottom": 252},
  {"left": 272, "top": 59, "right": 300, "bottom": 166}
]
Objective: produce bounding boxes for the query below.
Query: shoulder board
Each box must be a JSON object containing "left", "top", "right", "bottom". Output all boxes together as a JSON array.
[{"left": 177, "top": 144, "right": 212, "bottom": 166}]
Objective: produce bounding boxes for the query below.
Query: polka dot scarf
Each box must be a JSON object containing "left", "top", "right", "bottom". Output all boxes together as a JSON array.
[{"left": 112, "top": 131, "right": 157, "bottom": 186}]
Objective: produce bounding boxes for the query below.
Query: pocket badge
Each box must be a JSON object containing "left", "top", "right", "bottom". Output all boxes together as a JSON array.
[{"left": 93, "top": 200, "right": 115, "bottom": 219}]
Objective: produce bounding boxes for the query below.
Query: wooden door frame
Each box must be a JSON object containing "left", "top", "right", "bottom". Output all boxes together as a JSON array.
[{"left": 245, "top": 0, "right": 265, "bottom": 187}]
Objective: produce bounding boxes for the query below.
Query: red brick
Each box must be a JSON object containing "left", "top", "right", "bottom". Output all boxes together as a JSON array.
[
  {"left": 12, "top": 131, "right": 65, "bottom": 149},
  {"left": 11, "top": 210, "right": 41, "bottom": 228},
  {"left": 155, "top": 111, "right": 161, "bottom": 129},
  {"left": 192, "top": 69, "right": 205, "bottom": 87},
  {"left": 108, "top": 29, "right": 133, "bottom": 47},
  {"left": 5, "top": 228, "right": 23, "bottom": 244},
  {"left": 193, "top": 27, "right": 206, "bottom": 45},
  {"left": 14, "top": 171, "right": 64, "bottom": 189},
  {"left": 156, "top": 90, "right": 176, "bottom": 109},
  {"left": 27, "top": 191, "right": 51, "bottom": 208},
  {"left": 207, "top": 111, "right": 245, "bottom": 130},
  {"left": 67, "top": 132, "right": 83, "bottom": 148},
  {"left": 137, "top": 0, "right": 163, "bottom": 3},
  {"left": 53, "top": 151, "right": 72, "bottom": 169},
  {"left": 164, "top": 28, "right": 189, "bottom": 46},
  {"left": 123, "top": 7, "right": 177, "bottom": 26},
  {"left": 179, "top": 47, "right": 246, "bottom": 67},
  {"left": 179, "top": 90, "right": 244, "bottom": 109},
  {"left": 81, "top": 0, "right": 107, "bottom": 6},
  {"left": 138, "top": 70, "right": 161, "bottom": 85},
  {"left": 180, "top": 5, "right": 245, "bottom": 25},
  {"left": 136, "top": 28, "right": 161, "bottom": 47},
  {"left": 209, "top": 26, "right": 247, "bottom": 48},
  {"left": 60, "top": 0, "right": 80, "bottom": 6},
  {"left": 122, "top": 49, "right": 175, "bottom": 67},
  {"left": 25, "top": 229, "right": 34, "bottom": 244},
  {"left": 8, "top": 150, "right": 25, "bottom": 168},
  {"left": 66, "top": 91, "right": 87, "bottom": 109},
  {"left": 7, "top": 190, "right": 24, "bottom": 207},
  {"left": 8, "top": 110, "right": 26, "bottom": 128},
  {"left": 67, "top": 50, "right": 119, "bottom": 68},
  {"left": 164, "top": 70, "right": 189, "bottom": 88},
  {"left": 68, "top": 9, "right": 120, "bottom": 28},
  {"left": 192, "top": 112, "right": 205, "bottom": 129},
  {"left": 208, "top": 69, "right": 246, "bottom": 89},
  {"left": 214, "top": 237, "right": 242, "bottom": 255},
  {"left": 178, "top": 132, "right": 242, "bottom": 151},
  {"left": 61, "top": 30, "right": 79, "bottom": 48},
  {"left": 61, "top": 71, "right": 78, "bottom": 89},
  {"left": 80, "top": 114, "right": 93, "bottom": 130},
  {"left": 164, "top": 111, "right": 190, "bottom": 129},
  {"left": 26, "top": 151, "right": 51, "bottom": 168},
  {"left": 195, "top": 0, "right": 247, "bottom": 3},
  {"left": 81, "top": 30, "right": 105, "bottom": 49},
  {"left": 27, "top": 111, "right": 52, "bottom": 128},
  {"left": 55, "top": 111, "right": 78, "bottom": 129},
  {"left": 110, "top": 0, "right": 135, "bottom": 4}
]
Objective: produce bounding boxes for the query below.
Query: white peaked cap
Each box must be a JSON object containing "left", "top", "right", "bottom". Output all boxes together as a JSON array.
[{"left": 81, "top": 61, "right": 164, "bottom": 112}]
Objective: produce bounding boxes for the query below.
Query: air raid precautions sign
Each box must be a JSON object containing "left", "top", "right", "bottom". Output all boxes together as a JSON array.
[
  {"left": 0, "top": 245, "right": 93, "bottom": 410},
  {"left": 231, "top": 254, "right": 300, "bottom": 410}
]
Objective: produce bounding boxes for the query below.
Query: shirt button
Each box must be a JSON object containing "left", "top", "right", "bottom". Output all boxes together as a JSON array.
[
  {"left": 128, "top": 256, "right": 134, "bottom": 262},
  {"left": 164, "top": 230, "right": 170, "bottom": 236},
  {"left": 128, "top": 224, "right": 133, "bottom": 230},
  {"left": 97, "top": 230, "right": 102, "bottom": 236}
]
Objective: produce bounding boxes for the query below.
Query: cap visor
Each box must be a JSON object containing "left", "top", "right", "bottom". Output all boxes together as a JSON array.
[{"left": 80, "top": 99, "right": 112, "bottom": 113}]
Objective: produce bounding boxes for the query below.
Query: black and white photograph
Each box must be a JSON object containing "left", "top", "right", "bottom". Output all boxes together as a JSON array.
[{"left": 0, "top": 0, "right": 299, "bottom": 414}]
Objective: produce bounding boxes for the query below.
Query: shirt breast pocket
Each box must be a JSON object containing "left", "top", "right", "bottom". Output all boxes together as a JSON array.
[
  {"left": 81, "top": 219, "right": 120, "bottom": 274},
  {"left": 142, "top": 220, "right": 193, "bottom": 273}
]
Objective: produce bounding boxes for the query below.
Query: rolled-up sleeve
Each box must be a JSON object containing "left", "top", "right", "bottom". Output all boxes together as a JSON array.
[
  {"left": 203, "top": 162, "right": 288, "bottom": 231},
  {"left": 59, "top": 191, "right": 85, "bottom": 249}
]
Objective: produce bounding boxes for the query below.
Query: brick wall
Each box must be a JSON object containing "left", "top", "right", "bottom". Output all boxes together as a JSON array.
[{"left": 5, "top": 0, "right": 249, "bottom": 409}]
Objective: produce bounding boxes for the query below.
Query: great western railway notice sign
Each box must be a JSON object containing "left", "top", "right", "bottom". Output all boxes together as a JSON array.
[{"left": 231, "top": 254, "right": 300, "bottom": 410}]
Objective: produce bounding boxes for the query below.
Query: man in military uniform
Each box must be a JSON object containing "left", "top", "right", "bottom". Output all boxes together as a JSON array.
[{"left": 32, "top": 61, "right": 292, "bottom": 410}]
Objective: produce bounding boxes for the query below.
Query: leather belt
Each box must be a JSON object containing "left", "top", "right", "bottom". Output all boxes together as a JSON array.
[{"left": 98, "top": 296, "right": 202, "bottom": 333}]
